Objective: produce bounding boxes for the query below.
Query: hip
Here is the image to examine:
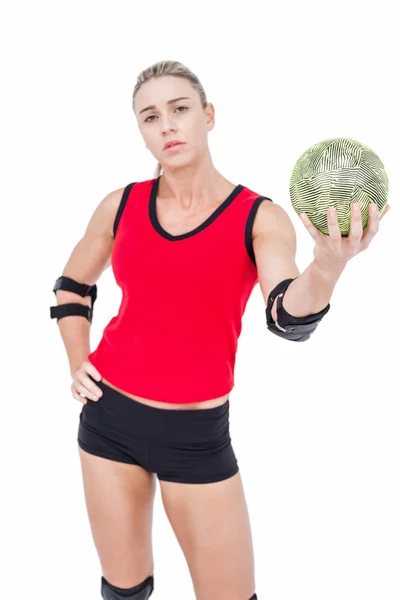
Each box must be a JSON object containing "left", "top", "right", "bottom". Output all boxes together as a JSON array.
[{"left": 82, "top": 378, "right": 232, "bottom": 443}]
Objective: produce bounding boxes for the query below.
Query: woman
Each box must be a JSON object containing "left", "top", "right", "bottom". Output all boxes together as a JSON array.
[{"left": 50, "top": 60, "right": 389, "bottom": 600}]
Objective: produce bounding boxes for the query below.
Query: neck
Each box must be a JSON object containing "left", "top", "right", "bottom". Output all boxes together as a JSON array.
[{"left": 159, "top": 159, "right": 228, "bottom": 211}]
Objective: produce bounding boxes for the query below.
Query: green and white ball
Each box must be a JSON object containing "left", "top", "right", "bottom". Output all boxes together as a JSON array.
[{"left": 289, "top": 138, "right": 389, "bottom": 236}]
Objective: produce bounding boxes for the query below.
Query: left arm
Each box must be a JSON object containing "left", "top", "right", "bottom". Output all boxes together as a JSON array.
[
  {"left": 253, "top": 200, "right": 389, "bottom": 329},
  {"left": 253, "top": 202, "right": 343, "bottom": 323}
]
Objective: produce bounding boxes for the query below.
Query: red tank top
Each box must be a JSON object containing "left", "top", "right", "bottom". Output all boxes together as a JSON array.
[{"left": 88, "top": 177, "right": 272, "bottom": 404}]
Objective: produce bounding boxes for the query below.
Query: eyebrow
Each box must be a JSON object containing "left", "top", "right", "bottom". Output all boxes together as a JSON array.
[{"left": 139, "top": 96, "right": 191, "bottom": 115}]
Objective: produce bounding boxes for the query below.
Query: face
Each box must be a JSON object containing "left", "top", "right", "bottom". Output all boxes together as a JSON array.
[{"left": 133, "top": 76, "right": 215, "bottom": 171}]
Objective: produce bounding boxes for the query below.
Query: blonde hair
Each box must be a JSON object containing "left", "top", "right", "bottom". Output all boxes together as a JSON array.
[{"left": 132, "top": 60, "right": 209, "bottom": 178}]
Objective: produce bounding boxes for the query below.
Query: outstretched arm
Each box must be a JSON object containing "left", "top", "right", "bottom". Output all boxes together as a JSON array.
[
  {"left": 252, "top": 200, "right": 389, "bottom": 336},
  {"left": 253, "top": 201, "right": 341, "bottom": 323}
]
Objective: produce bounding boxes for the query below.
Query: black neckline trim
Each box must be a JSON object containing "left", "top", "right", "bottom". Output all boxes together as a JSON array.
[{"left": 149, "top": 176, "right": 244, "bottom": 241}]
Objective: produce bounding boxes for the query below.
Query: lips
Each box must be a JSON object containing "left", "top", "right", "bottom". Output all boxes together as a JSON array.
[{"left": 164, "top": 140, "right": 184, "bottom": 150}]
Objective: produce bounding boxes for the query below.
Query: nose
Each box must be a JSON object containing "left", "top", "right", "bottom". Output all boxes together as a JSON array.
[{"left": 160, "top": 116, "right": 177, "bottom": 136}]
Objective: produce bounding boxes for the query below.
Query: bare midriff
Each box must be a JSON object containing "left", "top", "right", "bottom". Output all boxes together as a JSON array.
[{"left": 101, "top": 377, "right": 229, "bottom": 410}]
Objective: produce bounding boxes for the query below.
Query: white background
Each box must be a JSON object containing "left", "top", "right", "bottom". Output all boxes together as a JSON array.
[{"left": 2, "top": 1, "right": 399, "bottom": 598}]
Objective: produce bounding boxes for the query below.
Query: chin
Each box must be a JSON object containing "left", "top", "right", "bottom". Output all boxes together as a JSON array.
[{"left": 164, "top": 154, "right": 194, "bottom": 169}]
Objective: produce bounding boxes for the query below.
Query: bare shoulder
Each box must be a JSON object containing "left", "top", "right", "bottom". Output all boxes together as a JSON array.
[
  {"left": 252, "top": 197, "right": 296, "bottom": 245},
  {"left": 85, "top": 186, "right": 127, "bottom": 239},
  {"left": 101, "top": 186, "right": 127, "bottom": 236},
  {"left": 104, "top": 186, "right": 127, "bottom": 212}
]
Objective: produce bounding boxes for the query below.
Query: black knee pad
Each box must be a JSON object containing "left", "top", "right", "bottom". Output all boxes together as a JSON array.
[
  {"left": 249, "top": 594, "right": 258, "bottom": 600},
  {"left": 101, "top": 574, "right": 154, "bottom": 599}
]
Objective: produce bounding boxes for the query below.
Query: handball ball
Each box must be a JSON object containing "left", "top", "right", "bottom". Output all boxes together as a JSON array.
[{"left": 289, "top": 138, "right": 389, "bottom": 236}]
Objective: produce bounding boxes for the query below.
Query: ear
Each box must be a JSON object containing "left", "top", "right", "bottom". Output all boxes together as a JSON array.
[{"left": 205, "top": 103, "right": 215, "bottom": 131}]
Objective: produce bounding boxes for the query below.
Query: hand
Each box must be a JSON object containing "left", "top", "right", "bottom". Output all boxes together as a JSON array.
[
  {"left": 71, "top": 360, "right": 103, "bottom": 404},
  {"left": 300, "top": 202, "right": 390, "bottom": 272}
]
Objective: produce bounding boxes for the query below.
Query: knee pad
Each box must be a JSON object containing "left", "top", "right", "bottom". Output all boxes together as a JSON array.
[{"left": 101, "top": 574, "right": 154, "bottom": 600}]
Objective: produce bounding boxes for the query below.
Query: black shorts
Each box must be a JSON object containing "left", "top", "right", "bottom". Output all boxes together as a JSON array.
[{"left": 77, "top": 378, "right": 239, "bottom": 484}]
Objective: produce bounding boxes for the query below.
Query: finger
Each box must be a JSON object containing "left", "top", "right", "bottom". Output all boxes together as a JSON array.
[
  {"left": 83, "top": 360, "right": 102, "bottom": 382},
  {"left": 83, "top": 370, "right": 104, "bottom": 398},
  {"left": 300, "top": 213, "right": 324, "bottom": 243},
  {"left": 77, "top": 367, "right": 103, "bottom": 398},
  {"left": 361, "top": 203, "right": 380, "bottom": 248},
  {"left": 348, "top": 203, "right": 363, "bottom": 254},
  {"left": 379, "top": 204, "right": 390, "bottom": 220},
  {"left": 74, "top": 379, "right": 101, "bottom": 402},
  {"left": 326, "top": 207, "right": 342, "bottom": 250},
  {"left": 71, "top": 384, "right": 87, "bottom": 404}
]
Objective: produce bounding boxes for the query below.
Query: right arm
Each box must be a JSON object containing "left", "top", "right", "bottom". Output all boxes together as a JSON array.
[{"left": 52, "top": 186, "right": 125, "bottom": 403}]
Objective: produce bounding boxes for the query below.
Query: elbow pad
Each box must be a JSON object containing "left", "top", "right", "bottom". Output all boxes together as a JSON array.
[
  {"left": 50, "top": 276, "right": 97, "bottom": 323},
  {"left": 265, "top": 278, "right": 330, "bottom": 342}
]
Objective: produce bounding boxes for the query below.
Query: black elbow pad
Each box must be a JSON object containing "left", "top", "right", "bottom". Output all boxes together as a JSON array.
[
  {"left": 265, "top": 278, "right": 330, "bottom": 342},
  {"left": 50, "top": 276, "right": 97, "bottom": 323}
]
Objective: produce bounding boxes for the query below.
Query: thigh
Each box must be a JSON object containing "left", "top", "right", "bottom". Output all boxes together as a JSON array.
[
  {"left": 78, "top": 446, "right": 156, "bottom": 589},
  {"left": 159, "top": 471, "right": 256, "bottom": 600}
]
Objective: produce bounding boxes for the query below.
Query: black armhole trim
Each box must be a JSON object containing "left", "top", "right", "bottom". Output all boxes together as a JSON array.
[
  {"left": 112, "top": 182, "right": 136, "bottom": 238},
  {"left": 245, "top": 196, "right": 273, "bottom": 266}
]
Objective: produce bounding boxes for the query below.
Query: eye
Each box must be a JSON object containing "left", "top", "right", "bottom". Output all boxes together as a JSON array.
[{"left": 144, "top": 106, "right": 188, "bottom": 123}]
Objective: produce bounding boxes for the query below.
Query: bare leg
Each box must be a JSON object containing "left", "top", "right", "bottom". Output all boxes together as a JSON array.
[
  {"left": 159, "top": 472, "right": 256, "bottom": 600},
  {"left": 78, "top": 447, "right": 156, "bottom": 588}
]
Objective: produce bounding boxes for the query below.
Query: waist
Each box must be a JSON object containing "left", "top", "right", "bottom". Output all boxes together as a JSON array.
[{"left": 101, "top": 377, "right": 229, "bottom": 410}]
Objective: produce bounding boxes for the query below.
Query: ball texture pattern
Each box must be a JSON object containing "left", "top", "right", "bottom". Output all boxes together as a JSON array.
[{"left": 289, "top": 138, "right": 389, "bottom": 235}]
